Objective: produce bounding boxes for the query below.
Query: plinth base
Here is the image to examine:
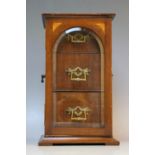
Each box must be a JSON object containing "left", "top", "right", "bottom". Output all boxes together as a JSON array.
[{"left": 38, "top": 135, "right": 119, "bottom": 146}]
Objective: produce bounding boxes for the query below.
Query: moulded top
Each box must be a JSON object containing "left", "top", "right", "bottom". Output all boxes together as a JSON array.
[{"left": 42, "top": 13, "right": 116, "bottom": 28}]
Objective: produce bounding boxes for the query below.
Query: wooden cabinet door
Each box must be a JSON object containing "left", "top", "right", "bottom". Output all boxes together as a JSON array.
[{"left": 45, "top": 18, "right": 112, "bottom": 137}]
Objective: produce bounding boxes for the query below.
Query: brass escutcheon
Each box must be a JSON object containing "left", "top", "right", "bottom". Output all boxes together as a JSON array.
[
  {"left": 66, "top": 33, "right": 90, "bottom": 43},
  {"left": 65, "top": 66, "right": 91, "bottom": 81},
  {"left": 66, "top": 106, "right": 91, "bottom": 121}
]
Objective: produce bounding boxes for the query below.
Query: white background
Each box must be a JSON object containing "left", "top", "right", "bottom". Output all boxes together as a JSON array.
[
  {"left": 26, "top": 0, "right": 129, "bottom": 143},
  {"left": 0, "top": 0, "right": 155, "bottom": 155}
]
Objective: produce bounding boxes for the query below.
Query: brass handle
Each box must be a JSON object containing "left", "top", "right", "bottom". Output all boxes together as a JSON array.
[
  {"left": 65, "top": 106, "right": 91, "bottom": 121},
  {"left": 65, "top": 66, "right": 91, "bottom": 81},
  {"left": 66, "top": 33, "right": 90, "bottom": 43}
]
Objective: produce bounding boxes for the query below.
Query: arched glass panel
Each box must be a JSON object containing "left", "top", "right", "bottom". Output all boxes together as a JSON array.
[{"left": 53, "top": 27, "right": 104, "bottom": 128}]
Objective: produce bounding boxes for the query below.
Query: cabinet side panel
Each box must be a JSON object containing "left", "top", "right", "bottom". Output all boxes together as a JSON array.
[
  {"left": 44, "top": 19, "right": 54, "bottom": 135},
  {"left": 104, "top": 20, "right": 113, "bottom": 136}
]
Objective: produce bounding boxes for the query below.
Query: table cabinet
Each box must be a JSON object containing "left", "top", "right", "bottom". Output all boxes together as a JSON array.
[{"left": 38, "top": 13, "right": 119, "bottom": 145}]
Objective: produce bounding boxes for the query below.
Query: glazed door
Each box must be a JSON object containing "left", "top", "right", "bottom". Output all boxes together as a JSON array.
[{"left": 45, "top": 18, "right": 112, "bottom": 136}]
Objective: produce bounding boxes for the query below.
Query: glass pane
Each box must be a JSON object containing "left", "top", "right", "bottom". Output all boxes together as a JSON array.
[{"left": 52, "top": 27, "right": 104, "bottom": 128}]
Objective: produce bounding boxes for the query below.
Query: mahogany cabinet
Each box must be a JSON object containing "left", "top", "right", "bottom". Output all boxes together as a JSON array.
[{"left": 38, "top": 13, "right": 119, "bottom": 145}]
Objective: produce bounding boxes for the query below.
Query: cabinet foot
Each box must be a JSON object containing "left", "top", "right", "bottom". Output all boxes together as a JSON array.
[{"left": 38, "top": 135, "right": 119, "bottom": 146}]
